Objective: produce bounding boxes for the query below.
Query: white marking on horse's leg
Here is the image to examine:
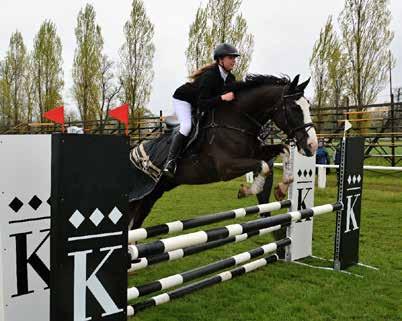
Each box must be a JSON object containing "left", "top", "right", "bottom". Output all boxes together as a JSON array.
[
  {"left": 128, "top": 218, "right": 134, "bottom": 231},
  {"left": 296, "top": 97, "right": 318, "bottom": 153},
  {"left": 272, "top": 147, "right": 294, "bottom": 201},
  {"left": 280, "top": 148, "right": 293, "bottom": 182},
  {"left": 248, "top": 174, "right": 266, "bottom": 195},
  {"left": 238, "top": 161, "right": 270, "bottom": 197}
]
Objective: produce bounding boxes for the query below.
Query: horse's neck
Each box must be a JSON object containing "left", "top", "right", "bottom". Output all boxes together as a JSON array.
[
  {"left": 236, "top": 86, "right": 282, "bottom": 121},
  {"left": 210, "top": 86, "right": 282, "bottom": 132}
]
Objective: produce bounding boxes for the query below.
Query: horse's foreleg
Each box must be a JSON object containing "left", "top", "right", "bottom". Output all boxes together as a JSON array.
[
  {"left": 214, "top": 157, "right": 271, "bottom": 198},
  {"left": 128, "top": 180, "right": 172, "bottom": 231},
  {"left": 254, "top": 144, "right": 294, "bottom": 201},
  {"left": 237, "top": 160, "right": 271, "bottom": 198},
  {"left": 273, "top": 148, "right": 294, "bottom": 201}
]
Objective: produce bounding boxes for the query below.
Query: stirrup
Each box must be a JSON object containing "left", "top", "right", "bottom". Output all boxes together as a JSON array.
[{"left": 162, "top": 160, "right": 177, "bottom": 178}]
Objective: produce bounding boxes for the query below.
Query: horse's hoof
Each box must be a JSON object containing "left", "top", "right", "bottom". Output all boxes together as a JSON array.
[
  {"left": 274, "top": 185, "right": 286, "bottom": 201},
  {"left": 273, "top": 176, "right": 293, "bottom": 201},
  {"left": 237, "top": 184, "right": 248, "bottom": 199}
]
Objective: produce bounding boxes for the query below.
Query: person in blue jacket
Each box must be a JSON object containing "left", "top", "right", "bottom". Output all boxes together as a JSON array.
[{"left": 316, "top": 140, "right": 331, "bottom": 174}]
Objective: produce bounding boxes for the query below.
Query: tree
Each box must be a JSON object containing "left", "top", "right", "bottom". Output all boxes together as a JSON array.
[
  {"left": 119, "top": 0, "right": 155, "bottom": 124},
  {"left": 99, "top": 55, "right": 122, "bottom": 131},
  {"left": 327, "top": 45, "right": 348, "bottom": 110},
  {"left": 310, "top": 17, "right": 339, "bottom": 132},
  {"left": 186, "top": 0, "right": 254, "bottom": 79},
  {"left": 23, "top": 54, "right": 36, "bottom": 123},
  {"left": 339, "top": 0, "right": 394, "bottom": 107},
  {"left": 311, "top": 16, "right": 349, "bottom": 107},
  {"left": 72, "top": 4, "right": 103, "bottom": 124},
  {"left": 32, "top": 20, "right": 64, "bottom": 121},
  {"left": 0, "top": 59, "right": 12, "bottom": 127},
  {"left": 186, "top": 7, "right": 210, "bottom": 72},
  {"left": 4, "top": 31, "right": 28, "bottom": 126}
]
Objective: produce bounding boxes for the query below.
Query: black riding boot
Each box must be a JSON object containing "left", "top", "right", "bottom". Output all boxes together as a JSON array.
[{"left": 163, "top": 132, "right": 187, "bottom": 178}]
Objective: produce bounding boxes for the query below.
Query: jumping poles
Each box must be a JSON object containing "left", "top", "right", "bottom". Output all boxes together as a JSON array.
[{"left": 0, "top": 134, "right": 364, "bottom": 321}]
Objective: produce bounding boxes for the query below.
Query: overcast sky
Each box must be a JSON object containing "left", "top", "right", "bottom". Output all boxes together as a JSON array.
[{"left": 1, "top": 0, "right": 401, "bottom": 115}]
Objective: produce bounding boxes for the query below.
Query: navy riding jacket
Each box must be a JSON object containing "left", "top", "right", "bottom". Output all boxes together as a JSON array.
[{"left": 173, "top": 64, "right": 236, "bottom": 112}]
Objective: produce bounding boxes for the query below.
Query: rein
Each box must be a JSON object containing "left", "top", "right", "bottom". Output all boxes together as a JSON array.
[{"left": 203, "top": 86, "right": 315, "bottom": 145}]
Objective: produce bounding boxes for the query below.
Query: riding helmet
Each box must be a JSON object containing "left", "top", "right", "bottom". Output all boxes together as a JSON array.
[{"left": 213, "top": 43, "right": 240, "bottom": 60}]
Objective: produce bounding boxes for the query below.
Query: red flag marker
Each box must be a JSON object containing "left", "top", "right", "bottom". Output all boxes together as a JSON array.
[
  {"left": 109, "top": 103, "right": 129, "bottom": 135},
  {"left": 43, "top": 106, "right": 65, "bottom": 131}
]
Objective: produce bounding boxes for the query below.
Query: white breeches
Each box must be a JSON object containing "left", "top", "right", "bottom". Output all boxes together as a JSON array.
[{"left": 173, "top": 98, "right": 192, "bottom": 136}]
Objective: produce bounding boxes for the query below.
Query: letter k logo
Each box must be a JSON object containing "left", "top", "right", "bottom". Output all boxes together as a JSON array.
[{"left": 345, "top": 194, "right": 360, "bottom": 233}]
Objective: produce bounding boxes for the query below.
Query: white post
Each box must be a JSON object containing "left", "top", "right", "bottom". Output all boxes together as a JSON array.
[
  {"left": 317, "top": 166, "right": 327, "bottom": 188},
  {"left": 0, "top": 135, "right": 51, "bottom": 321},
  {"left": 285, "top": 145, "right": 315, "bottom": 261},
  {"left": 245, "top": 172, "right": 254, "bottom": 184}
]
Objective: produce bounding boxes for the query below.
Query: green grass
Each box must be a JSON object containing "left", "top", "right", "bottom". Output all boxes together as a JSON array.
[{"left": 128, "top": 169, "right": 402, "bottom": 321}]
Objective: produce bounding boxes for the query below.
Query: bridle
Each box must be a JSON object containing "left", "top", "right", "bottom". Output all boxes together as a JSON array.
[
  {"left": 241, "top": 88, "right": 315, "bottom": 145},
  {"left": 280, "top": 91, "right": 315, "bottom": 140},
  {"left": 204, "top": 85, "right": 315, "bottom": 146}
]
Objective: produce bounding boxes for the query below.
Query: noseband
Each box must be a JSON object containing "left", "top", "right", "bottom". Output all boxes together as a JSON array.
[{"left": 276, "top": 91, "right": 315, "bottom": 143}]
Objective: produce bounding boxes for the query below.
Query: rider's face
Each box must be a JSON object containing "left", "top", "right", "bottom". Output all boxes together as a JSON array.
[{"left": 219, "top": 56, "right": 237, "bottom": 71}]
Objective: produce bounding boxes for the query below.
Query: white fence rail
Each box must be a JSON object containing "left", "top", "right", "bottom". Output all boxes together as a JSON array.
[{"left": 246, "top": 164, "right": 402, "bottom": 188}]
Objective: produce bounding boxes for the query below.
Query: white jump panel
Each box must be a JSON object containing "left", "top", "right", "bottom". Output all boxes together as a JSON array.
[
  {"left": 286, "top": 145, "right": 315, "bottom": 261},
  {"left": 0, "top": 135, "right": 51, "bottom": 321}
]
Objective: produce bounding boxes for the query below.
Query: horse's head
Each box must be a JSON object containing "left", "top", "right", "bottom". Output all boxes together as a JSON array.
[{"left": 271, "top": 75, "right": 318, "bottom": 157}]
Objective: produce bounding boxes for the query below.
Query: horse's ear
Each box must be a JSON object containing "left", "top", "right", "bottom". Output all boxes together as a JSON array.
[
  {"left": 297, "top": 77, "right": 311, "bottom": 92},
  {"left": 288, "top": 75, "right": 300, "bottom": 92}
]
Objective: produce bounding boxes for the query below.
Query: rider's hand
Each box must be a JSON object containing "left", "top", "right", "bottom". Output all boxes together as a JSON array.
[{"left": 221, "top": 92, "right": 235, "bottom": 102}]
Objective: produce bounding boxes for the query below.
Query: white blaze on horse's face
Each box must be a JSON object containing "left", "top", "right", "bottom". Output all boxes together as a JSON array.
[{"left": 295, "top": 97, "right": 318, "bottom": 155}]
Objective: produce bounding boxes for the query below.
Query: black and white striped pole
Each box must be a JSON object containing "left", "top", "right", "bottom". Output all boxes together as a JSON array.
[
  {"left": 128, "top": 200, "right": 291, "bottom": 243},
  {"left": 127, "top": 254, "right": 279, "bottom": 317},
  {"left": 129, "top": 224, "right": 285, "bottom": 272},
  {"left": 127, "top": 238, "right": 290, "bottom": 300},
  {"left": 128, "top": 203, "right": 342, "bottom": 261}
]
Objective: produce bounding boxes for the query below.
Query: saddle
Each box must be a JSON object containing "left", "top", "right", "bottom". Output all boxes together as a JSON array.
[{"left": 130, "top": 112, "right": 203, "bottom": 183}]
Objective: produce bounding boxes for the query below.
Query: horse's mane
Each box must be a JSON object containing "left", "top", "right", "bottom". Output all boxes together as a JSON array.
[
  {"left": 227, "top": 74, "right": 290, "bottom": 93},
  {"left": 244, "top": 74, "right": 290, "bottom": 87}
]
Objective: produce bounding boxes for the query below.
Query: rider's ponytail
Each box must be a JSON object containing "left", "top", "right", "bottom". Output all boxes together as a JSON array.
[{"left": 189, "top": 62, "right": 217, "bottom": 81}]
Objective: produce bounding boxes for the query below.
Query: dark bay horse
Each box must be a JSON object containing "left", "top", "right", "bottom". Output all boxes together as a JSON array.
[{"left": 129, "top": 75, "right": 317, "bottom": 229}]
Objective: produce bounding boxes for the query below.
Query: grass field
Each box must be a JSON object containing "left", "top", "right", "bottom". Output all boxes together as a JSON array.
[{"left": 128, "top": 168, "right": 402, "bottom": 321}]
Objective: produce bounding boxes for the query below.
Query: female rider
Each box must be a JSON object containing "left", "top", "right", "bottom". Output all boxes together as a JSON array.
[{"left": 163, "top": 43, "right": 240, "bottom": 177}]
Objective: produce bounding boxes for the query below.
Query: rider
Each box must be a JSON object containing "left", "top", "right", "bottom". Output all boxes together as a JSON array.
[{"left": 162, "top": 43, "right": 240, "bottom": 177}]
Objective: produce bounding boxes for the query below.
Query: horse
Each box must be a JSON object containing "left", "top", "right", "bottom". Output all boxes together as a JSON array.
[{"left": 128, "top": 74, "right": 317, "bottom": 229}]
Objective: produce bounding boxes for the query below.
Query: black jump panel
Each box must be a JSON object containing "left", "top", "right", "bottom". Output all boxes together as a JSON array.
[
  {"left": 50, "top": 134, "right": 129, "bottom": 321},
  {"left": 334, "top": 136, "right": 364, "bottom": 270}
]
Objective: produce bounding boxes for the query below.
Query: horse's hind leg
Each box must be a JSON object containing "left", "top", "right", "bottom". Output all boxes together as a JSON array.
[
  {"left": 128, "top": 180, "right": 174, "bottom": 231},
  {"left": 128, "top": 199, "right": 148, "bottom": 230},
  {"left": 256, "top": 167, "right": 274, "bottom": 216}
]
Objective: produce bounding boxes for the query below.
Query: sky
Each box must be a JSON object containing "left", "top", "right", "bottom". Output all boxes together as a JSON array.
[{"left": 1, "top": 0, "right": 401, "bottom": 116}]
